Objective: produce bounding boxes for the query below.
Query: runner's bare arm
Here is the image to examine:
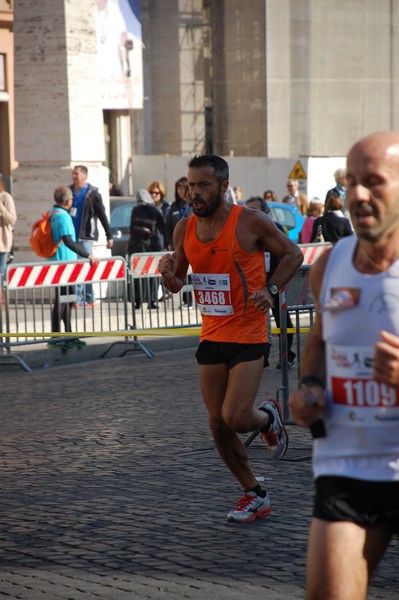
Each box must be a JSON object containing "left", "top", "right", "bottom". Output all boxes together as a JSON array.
[
  {"left": 259, "top": 217, "right": 303, "bottom": 290},
  {"left": 158, "top": 219, "right": 190, "bottom": 293},
  {"left": 237, "top": 208, "right": 303, "bottom": 290},
  {"left": 237, "top": 209, "right": 303, "bottom": 311},
  {"left": 289, "top": 250, "right": 332, "bottom": 427}
]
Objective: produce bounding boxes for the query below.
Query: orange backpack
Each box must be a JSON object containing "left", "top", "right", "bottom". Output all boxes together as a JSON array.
[{"left": 30, "top": 210, "right": 61, "bottom": 258}]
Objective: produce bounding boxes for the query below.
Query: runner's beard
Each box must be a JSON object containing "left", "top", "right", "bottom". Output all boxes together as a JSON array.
[{"left": 192, "top": 187, "right": 224, "bottom": 217}]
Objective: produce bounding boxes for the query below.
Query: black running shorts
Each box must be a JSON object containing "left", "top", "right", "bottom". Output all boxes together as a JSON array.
[
  {"left": 195, "top": 340, "right": 267, "bottom": 369},
  {"left": 314, "top": 475, "right": 399, "bottom": 532}
]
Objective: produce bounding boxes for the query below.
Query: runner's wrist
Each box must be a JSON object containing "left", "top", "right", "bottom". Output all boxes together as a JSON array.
[
  {"left": 161, "top": 272, "right": 175, "bottom": 281},
  {"left": 299, "top": 375, "right": 325, "bottom": 389},
  {"left": 162, "top": 273, "right": 183, "bottom": 291},
  {"left": 162, "top": 273, "right": 181, "bottom": 283},
  {"left": 298, "top": 375, "right": 326, "bottom": 438}
]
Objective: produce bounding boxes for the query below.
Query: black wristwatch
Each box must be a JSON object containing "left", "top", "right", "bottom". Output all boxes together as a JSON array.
[{"left": 266, "top": 283, "right": 279, "bottom": 298}]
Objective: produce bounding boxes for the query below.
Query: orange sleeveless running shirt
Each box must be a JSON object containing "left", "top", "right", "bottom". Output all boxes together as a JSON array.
[{"left": 184, "top": 204, "right": 267, "bottom": 343}]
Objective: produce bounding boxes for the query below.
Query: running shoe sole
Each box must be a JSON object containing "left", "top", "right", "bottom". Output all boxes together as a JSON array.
[
  {"left": 259, "top": 398, "right": 289, "bottom": 460},
  {"left": 227, "top": 504, "right": 271, "bottom": 523}
]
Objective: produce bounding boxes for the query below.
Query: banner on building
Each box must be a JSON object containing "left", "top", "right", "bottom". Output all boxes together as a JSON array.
[{"left": 95, "top": 0, "right": 143, "bottom": 110}]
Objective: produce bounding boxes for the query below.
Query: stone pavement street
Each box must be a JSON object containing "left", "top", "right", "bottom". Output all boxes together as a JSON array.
[{"left": 0, "top": 342, "right": 398, "bottom": 599}]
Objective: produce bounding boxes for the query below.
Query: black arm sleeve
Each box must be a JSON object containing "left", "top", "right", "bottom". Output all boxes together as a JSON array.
[
  {"left": 156, "top": 210, "right": 166, "bottom": 239},
  {"left": 62, "top": 235, "right": 90, "bottom": 258},
  {"left": 165, "top": 208, "right": 174, "bottom": 248},
  {"left": 344, "top": 218, "right": 354, "bottom": 236},
  {"left": 91, "top": 189, "right": 113, "bottom": 240},
  {"left": 310, "top": 218, "right": 320, "bottom": 243}
]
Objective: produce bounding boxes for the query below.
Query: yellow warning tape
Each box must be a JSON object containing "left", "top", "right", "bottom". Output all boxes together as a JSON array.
[{"left": 0, "top": 327, "right": 311, "bottom": 339}]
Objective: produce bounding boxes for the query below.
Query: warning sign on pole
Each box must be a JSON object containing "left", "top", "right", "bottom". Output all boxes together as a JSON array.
[{"left": 289, "top": 160, "right": 307, "bottom": 180}]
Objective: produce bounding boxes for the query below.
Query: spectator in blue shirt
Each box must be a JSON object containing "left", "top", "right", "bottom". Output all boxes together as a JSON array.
[{"left": 50, "top": 187, "right": 99, "bottom": 333}]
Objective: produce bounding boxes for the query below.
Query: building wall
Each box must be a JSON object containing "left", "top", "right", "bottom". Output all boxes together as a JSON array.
[
  {"left": 13, "top": 0, "right": 109, "bottom": 260},
  {"left": 212, "top": 0, "right": 267, "bottom": 157},
  {"left": 306, "top": 0, "right": 398, "bottom": 155},
  {"left": 14, "top": 0, "right": 104, "bottom": 164},
  {"left": 258, "top": 0, "right": 399, "bottom": 157},
  {"left": 139, "top": 0, "right": 399, "bottom": 158},
  {"left": 140, "top": 0, "right": 209, "bottom": 155},
  {"left": 140, "top": 0, "right": 182, "bottom": 154}
]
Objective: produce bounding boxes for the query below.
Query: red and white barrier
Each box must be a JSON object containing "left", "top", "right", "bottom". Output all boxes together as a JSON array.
[
  {"left": 6, "top": 258, "right": 125, "bottom": 290},
  {"left": 299, "top": 242, "right": 331, "bottom": 266},
  {"left": 130, "top": 244, "right": 330, "bottom": 278},
  {"left": 130, "top": 253, "right": 193, "bottom": 277},
  {"left": 130, "top": 252, "right": 163, "bottom": 277}
]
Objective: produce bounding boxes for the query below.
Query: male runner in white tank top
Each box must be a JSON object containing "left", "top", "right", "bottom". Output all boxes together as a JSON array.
[{"left": 290, "top": 131, "right": 399, "bottom": 600}]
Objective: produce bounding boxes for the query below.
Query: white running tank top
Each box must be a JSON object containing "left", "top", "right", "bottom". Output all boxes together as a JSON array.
[{"left": 314, "top": 236, "right": 399, "bottom": 481}]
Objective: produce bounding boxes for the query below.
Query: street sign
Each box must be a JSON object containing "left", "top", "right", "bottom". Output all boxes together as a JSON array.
[{"left": 289, "top": 160, "right": 307, "bottom": 180}]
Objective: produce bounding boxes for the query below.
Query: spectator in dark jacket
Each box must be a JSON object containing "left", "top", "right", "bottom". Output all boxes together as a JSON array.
[
  {"left": 69, "top": 164, "right": 113, "bottom": 306},
  {"left": 147, "top": 181, "right": 170, "bottom": 217},
  {"left": 147, "top": 181, "right": 170, "bottom": 250},
  {"left": 327, "top": 167, "right": 347, "bottom": 213},
  {"left": 311, "top": 191, "right": 353, "bottom": 245},
  {"left": 127, "top": 189, "right": 166, "bottom": 309}
]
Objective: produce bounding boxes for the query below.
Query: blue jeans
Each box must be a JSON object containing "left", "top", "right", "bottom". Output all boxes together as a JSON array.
[{"left": 76, "top": 241, "right": 94, "bottom": 304}]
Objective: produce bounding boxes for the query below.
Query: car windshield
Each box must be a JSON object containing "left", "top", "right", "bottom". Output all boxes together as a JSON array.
[
  {"left": 269, "top": 206, "right": 296, "bottom": 230},
  {"left": 110, "top": 203, "right": 135, "bottom": 228}
]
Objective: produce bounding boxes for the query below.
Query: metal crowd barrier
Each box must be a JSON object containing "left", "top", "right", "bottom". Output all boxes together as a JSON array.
[
  {"left": 128, "top": 251, "right": 201, "bottom": 331},
  {"left": 0, "top": 257, "right": 128, "bottom": 370}
]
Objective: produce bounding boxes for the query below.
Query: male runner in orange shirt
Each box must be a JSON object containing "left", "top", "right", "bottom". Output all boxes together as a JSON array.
[{"left": 159, "top": 155, "right": 303, "bottom": 522}]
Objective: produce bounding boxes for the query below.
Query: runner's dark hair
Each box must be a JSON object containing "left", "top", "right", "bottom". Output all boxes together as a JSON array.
[{"left": 188, "top": 154, "right": 229, "bottom": 184}]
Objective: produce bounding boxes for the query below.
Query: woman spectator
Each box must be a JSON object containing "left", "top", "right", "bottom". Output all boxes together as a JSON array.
[
  {"left": 263, "top": 190, "right": 278, "bottom": 202},
  {"left": 311, "top": 190, "right": 353, "bottom": 244},
  {"left": 147, "top": 181, "right": 170, "bottom": 250},
  {"left": 300, "top": 198, "right": 324, "bottom": 243},
  {"left": 0, "top": 173, "right": 17, "bottom": 282},
  {"left": 147, "top": 181, "right": 170, "bottom": 219},
  {"left": 165, "top": 177, "right": 192, "bottom": 249}
]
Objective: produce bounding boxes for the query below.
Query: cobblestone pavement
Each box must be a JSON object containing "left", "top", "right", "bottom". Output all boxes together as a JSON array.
[{"left": 0, "top": 343, "right": 398, "bottom": 599}]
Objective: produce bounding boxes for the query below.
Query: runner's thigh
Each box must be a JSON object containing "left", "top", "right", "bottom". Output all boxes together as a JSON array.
[{"left": 307, "top": 518, "right": 391, "bottom": 600}]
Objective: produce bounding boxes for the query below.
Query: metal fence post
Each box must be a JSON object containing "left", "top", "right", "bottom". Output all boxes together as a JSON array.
[{"left": 278, "top": 287, "right": 290, "bottom": 421}]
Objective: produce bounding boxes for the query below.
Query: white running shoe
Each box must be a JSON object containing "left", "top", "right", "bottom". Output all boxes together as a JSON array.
[{"left": 227, "top": 491, "right": 271, "bottom": 523}]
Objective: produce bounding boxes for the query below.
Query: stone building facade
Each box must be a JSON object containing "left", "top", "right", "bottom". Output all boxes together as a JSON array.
[{"left": 140, "top": 0, "right": 399, "bottom": 158}]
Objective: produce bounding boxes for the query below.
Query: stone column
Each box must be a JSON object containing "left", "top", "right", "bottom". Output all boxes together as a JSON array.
[
  {"left": 211, "top": 0, "right": 267, "bottom": 157},
  {"left": 13, "top": 0, "right": 108, "bottom": 261}
]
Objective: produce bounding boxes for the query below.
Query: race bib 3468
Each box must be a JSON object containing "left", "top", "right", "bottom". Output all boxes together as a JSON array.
[{"left": 192, "top": 273, "right": 233, "bottom": 316}]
